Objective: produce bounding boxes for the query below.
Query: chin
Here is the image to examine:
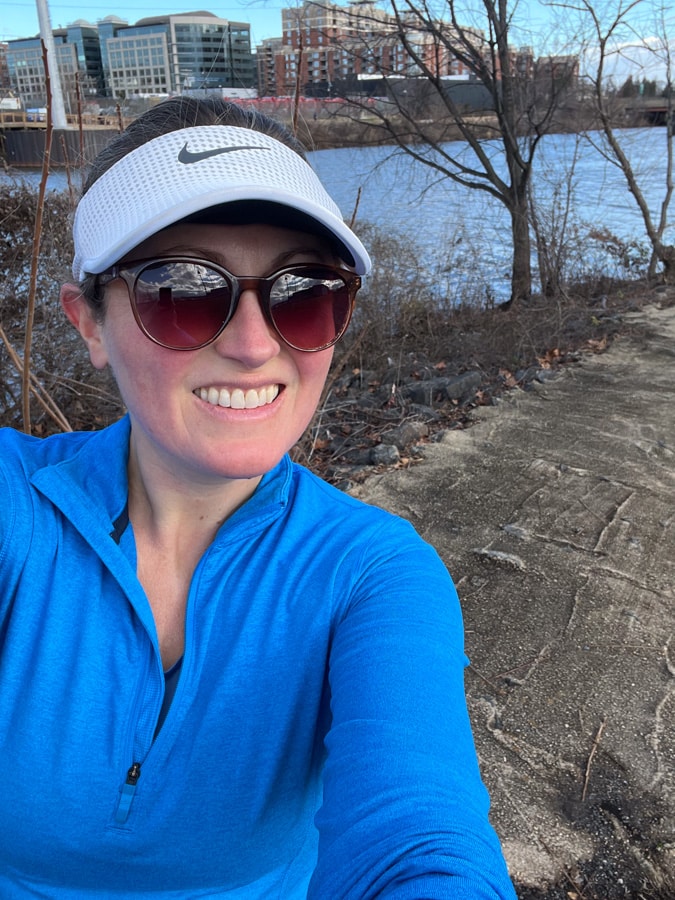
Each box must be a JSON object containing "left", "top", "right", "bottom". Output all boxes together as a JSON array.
[{"left": 212, "top": 447, "right": 287, "bottom": 481}]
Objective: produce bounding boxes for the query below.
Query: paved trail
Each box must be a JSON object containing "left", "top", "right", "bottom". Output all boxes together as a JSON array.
[{"left": 352, "top": 305, "right": 675, "bottom": 898}]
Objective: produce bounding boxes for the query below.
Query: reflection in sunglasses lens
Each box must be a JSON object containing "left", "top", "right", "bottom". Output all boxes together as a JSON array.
[
  {"left": 136, "top": 262, "right": 232, "bottom": 349},
  {"left": 270, "top": 273, "right": 348, "bottom": 351}
]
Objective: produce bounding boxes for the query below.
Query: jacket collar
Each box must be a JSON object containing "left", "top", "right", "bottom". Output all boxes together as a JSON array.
[{"left": 30, "top": 415, "right": 293, "bottom": 549}]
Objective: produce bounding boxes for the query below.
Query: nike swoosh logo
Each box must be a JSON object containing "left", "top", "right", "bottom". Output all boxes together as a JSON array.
[{"left": 178, "top": 143, "right": 268, "bottom": 164}]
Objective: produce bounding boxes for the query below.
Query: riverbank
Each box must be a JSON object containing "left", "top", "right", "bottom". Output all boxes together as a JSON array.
[
  {"left": 292, "top": 277, "right": 667, "bottom": 486},
  {"left": 0, "top": 110, "right": 487, "bottom": 167},
  {"left": 0, "top": 96, "right": 622, "bottom": 166}
]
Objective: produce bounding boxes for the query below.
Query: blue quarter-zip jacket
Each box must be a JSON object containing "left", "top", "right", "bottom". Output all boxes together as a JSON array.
[{"left": 0, "top": 417, "right": 516, "bottom": 899}]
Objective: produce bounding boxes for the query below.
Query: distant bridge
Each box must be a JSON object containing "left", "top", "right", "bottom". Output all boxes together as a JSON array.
[{"left": 623, "top": 97, "right": 674, "bottom": 126}]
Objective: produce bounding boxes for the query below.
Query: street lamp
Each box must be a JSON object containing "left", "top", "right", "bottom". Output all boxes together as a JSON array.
[{"left": 35, "top": 0, "right": 67, "bottom": 127}]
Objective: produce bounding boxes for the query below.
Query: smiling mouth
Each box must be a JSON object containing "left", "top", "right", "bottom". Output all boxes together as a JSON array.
[{"left": 196, "top": 384, "right": 281, "bottom": 409}]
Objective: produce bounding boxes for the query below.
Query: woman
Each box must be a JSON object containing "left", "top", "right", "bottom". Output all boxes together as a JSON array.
[{"left": 0, "top": 98, "right": 516, "bottom": 898}]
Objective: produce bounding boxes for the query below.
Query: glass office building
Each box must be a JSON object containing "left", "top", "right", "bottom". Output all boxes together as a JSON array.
[
  {"left": 105, "top": 13, "right": 254, "bottom": 96},
  {"left": 5, "top": 11, "right": 255, "bottom": 103},
  {"left": 5, "top": 35, "right": 78, "bottom": 108}
]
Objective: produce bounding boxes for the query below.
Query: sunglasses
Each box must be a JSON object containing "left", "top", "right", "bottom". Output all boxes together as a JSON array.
[{"left": 97, "top": 256, "right": 362, "bottom": 352}]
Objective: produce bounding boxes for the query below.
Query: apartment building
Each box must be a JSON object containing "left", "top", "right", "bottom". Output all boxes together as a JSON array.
[
  {"left": 264, "top": 0, "right": 479, "bottom": 97},
  {"left": 256, "top": 37, "right": 283, "bottom": 98},
  {"left": 0, "top": 43, "right": 12, "bottom": 92}
]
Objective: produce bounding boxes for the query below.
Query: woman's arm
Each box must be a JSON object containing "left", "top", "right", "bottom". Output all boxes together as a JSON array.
[{"left": 311, "top": 520, "right": 516, "bottom": 899}]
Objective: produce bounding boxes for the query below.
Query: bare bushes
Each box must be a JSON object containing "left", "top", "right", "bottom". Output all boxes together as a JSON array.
[
  {"left": 528, "top": 139, "right": 652, "bottom": 303},
  {"left": 0, "top": 178, "right": 122, "bottom": 434},
  {"left": 334, "top": 219, "right": 638, "bottom": 383},
  {"left": 338, "top": 221, "right": 467, "bottom": 368},
  {"left": 533, "top": 212, "right": 651, "bottom": 302}
]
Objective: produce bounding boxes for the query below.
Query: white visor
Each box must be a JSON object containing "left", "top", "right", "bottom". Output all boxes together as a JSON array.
[{"left": 72, "top": 125, "right": 371, "bottom": 281}]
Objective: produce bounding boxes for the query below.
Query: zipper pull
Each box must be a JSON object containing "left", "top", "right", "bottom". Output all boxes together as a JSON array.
[{"left": 114, "top": 762, "right": 142, "bottom": 824}]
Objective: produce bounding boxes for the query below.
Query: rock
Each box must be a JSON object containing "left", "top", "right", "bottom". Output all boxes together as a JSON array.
[
  {"left": 472, "top": 548, "right": 527, "bottom": 570},
  {"left": 380, "top": 420, "right": 429, "bottom": 450},
  {"left": 408, "top": 403, "right": 442, "bottom": 421},
  {"left": 339, "top": 447, "right": 373, "bottom": 466},
  {"left": 403, "top": 371, "right": 482, "bottom": 406},
  {"left": 370, "top": 443, "right": 401, "bottom": 465}
]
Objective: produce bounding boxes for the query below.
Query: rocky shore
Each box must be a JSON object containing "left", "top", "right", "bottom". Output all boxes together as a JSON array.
[{"left": 298, "top": 346, "right": 577, "bottom": 490}]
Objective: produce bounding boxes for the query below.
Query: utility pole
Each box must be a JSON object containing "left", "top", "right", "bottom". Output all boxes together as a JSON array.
[{"left": 35, "top": 0, "right": 68, "bottom": 128}]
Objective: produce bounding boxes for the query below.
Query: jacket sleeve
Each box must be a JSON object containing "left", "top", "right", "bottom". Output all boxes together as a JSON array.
[{"left": 310, "top": 517, "right": 516, "bottom": 899}]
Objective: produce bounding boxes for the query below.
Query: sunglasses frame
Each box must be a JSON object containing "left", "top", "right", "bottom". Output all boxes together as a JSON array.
[{"left": 96, "top": 256, "right": 361, "bottom": 352}]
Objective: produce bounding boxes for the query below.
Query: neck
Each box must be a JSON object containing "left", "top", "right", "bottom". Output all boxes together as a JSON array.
[{"left": 126, "top": 434, "right": 262, "bottom": 553}]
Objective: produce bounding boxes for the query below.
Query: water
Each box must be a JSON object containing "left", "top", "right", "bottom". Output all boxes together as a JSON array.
[
  {"left": 312, "top": 127, "right": 672, "bottom": 301},
  {"left": 5, "top": 127, "right": 671, "bottom": 302}
]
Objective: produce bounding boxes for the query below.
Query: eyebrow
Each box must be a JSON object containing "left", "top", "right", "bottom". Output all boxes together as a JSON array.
[{"left": 147, "top": 243, "right": 335, "bottom": 272}]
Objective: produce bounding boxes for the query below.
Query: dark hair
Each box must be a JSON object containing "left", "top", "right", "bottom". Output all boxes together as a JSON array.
[
  {"left": 79, "top": 97, "right": 307, "bottom": 316},
  {"left": 83, "top": 97, "right": 306, "bottom": 194}
]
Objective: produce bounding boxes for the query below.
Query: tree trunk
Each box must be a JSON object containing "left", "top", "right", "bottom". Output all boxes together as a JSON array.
[
  {"left": 509, "top": 188, "right": 532, "bottom": 305},
  {"left": 661, "top": 244, "right": 675, "bottom": 285}
]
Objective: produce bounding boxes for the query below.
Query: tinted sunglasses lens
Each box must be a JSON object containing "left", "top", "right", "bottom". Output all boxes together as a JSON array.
[
  {"left": 134, "top": 262, "right": 231, "bottom": 349},
  {"left": 269, "top": 270, "right": 352, "bottom": 351}
]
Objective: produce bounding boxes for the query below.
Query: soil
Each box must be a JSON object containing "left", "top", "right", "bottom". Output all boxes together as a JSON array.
[{"left": 349, "top": 301, "right": 675, "bottom": 899}]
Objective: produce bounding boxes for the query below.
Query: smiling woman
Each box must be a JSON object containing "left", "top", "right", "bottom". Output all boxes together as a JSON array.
[{"left": 0, "top": 96, "right": 517, "bottom": 899}]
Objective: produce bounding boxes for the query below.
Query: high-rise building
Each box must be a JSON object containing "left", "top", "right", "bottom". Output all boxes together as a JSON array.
[
  {"left": 4, "top": 10, "right": 255, "bottom": 106},
  {"left": 105, "top": 12, "right": 254, "bottom": 97},
  {"left": 5, "top": 32, "right": 81, "bottom": 110},
  {"left": 66, "top": 21, "right": 105, "bottom": 95}
]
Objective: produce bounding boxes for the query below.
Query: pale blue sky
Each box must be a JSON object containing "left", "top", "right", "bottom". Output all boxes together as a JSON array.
[
  {"left": 2, "top": 0, "right": 288, "bottom": 45},
  {"left": 2, "top": 0, "right": 672, "bottom": 84}
]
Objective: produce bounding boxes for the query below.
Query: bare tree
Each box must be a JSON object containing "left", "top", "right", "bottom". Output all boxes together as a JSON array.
[
  {"left": 572, "top": 0, "right": 674, "bottom": 281},
  {"left": 328, "top": 0, "right": 578, "bottom": 306}
]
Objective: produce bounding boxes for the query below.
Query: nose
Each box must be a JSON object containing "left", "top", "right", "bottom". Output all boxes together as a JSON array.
[{"left": 212, "top": 288, "right": 281, "bottom": 366}]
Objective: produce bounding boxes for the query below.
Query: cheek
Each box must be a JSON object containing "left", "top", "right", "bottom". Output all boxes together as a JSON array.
[
  {"left": 296, "top": 350, "right": 333, "bottom": 404},
  {"left": 100, "top": 318, "right": 179, "bottom": 402}
]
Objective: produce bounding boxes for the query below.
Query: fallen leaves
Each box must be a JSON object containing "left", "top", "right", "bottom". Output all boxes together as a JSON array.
[
  {"left": 499, "top": 368, "right": 519, "bottom": 388},
  {"left": 585, "top": 335, "right": 609, "bottom": 352},
  {"left": 537, "top": 348, "right": 563, "bottom": 367}
]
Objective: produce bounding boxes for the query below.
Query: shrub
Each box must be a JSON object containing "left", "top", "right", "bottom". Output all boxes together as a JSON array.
[{"left": 0, "top": 178, "right": 122, "bottom": 434}]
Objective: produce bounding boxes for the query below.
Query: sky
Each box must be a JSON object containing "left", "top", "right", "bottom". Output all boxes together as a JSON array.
[
  {"left": 2, "top": 0, "right": 288, "bottom": 45},
  {"left": 2, "top": 0, "right": 673, "bottom": 84}
]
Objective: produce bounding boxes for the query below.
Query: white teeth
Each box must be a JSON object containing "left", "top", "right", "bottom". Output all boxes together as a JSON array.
[
  {"left": 231, "top": 389, "right": 245, "bottom": 409},
  {"left": 246, "top": 389, "right": 262, "bottom": 409},
  {"left": 197, "top": 384, "right": 279, "bottom": 409}
]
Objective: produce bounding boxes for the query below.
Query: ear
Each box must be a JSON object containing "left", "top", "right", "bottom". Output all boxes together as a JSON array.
[{"left": 60, "top": 283, "right": 109, "bottom": 370}]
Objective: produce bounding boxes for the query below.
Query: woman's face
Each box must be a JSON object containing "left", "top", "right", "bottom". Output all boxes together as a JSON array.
[{"left": 63, "top": 222, "right": 337, "bottom": 486}]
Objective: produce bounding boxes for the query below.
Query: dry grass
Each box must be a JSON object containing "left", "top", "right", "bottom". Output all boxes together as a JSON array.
[{"left": 0, "top": 179, "right": 122, "bottom": 434}]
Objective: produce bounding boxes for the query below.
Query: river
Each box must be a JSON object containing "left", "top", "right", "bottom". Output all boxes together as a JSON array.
[
  {"left": 4, "top": 127, "right": 671, "bottom": 302},
  {"left": 311, "top": 127, "right": 671, "bottom": 301}
]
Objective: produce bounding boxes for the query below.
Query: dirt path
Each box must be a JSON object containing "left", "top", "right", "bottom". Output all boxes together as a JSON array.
[{"left": 351, "top": 305, "right": 675, "bottom": 899}]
